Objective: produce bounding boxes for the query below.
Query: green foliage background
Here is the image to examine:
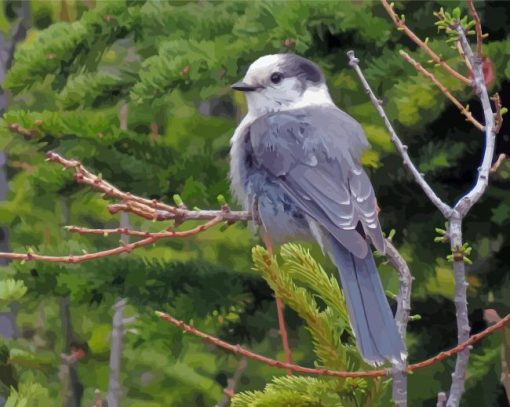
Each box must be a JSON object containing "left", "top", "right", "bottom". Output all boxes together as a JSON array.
[{"left": 0, "top": 0, "right": 509, "bottom": 405}]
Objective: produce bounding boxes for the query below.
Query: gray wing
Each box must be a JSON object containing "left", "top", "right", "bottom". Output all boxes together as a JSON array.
[{"left": 249, "top": 105, "right": 384, "bottom": 258}]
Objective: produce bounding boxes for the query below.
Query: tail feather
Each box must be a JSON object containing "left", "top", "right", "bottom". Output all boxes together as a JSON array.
[{"left": 329, "top": 235, "right": 406, "bottom": 365}]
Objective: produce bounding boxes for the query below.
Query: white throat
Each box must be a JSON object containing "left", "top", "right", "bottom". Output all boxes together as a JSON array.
[{"left": 244, "top": 82, "right": 334, "bottom": 119}]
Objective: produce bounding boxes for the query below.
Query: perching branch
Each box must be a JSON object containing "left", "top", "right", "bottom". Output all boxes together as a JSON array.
[
  {"left": 347, "top": 51, "right": 453, "bottom": 219},
  {"left": 399, "top": 50, "right": 484, "bottom": 132},
  {"left": 156, "top": 310, "right": 510, "bottom": 377},
  {"left": 380, "top": 0, "right": 471, "bottom": 85},
  {"left": 0, "top": 144, "right": 252, "bottom": 263}
]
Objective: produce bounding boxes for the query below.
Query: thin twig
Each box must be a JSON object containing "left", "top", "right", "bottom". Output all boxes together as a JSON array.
[
  {"left": 156, "top": 311, "right": 510, "bottom": 378},
  {"left": 490, "top": 153, "right": 506, "bottom": 173},
  {"left": 347, "top": 50, "right": 453, "bottom": 219},
  {"left": 399, "top": 50, "right": 484, "bottom": 132},
  {"left": 45, "top": 151, "right": 178, "bottom": 215},
  {"left": 8, "top": 123, "right": 38, "bottom": 137},
  {"left": 65, "top": 222, "right": 226, "bottom": 239},
  {"left": 216, "top": 358, "right": 248, "bottom": 407},
  {"left": 0, "top": 217, "right": 222, "bottom": 263},
  {"left": 108, "top": 202, "right": 251, "bottom": 223},
  {"left": 491, "top": 93, "right": 504, "bottom": 134},
  {"left": 466, "top": 0, "right": 483, "bottom": 58},
  {"left": 380, "top": 0, "right": 471, "bottom": 85},
  {"left": 262, "top": 233, "right": 293, "bottom": 374}
]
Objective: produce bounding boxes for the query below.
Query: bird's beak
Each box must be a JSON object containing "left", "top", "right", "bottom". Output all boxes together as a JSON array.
[{"left": 231, "top": 81, "right": 260, "bottom": 92}]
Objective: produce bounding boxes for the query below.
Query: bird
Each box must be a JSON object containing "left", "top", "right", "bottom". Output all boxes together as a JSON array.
[{"left": 229, "top": 53, "right": 406, "bottom": 365}]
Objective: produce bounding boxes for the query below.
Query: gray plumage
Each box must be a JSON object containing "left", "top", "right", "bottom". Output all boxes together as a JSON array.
[{"left": 230, "top": 53, "right": 405, "bottom": 365}]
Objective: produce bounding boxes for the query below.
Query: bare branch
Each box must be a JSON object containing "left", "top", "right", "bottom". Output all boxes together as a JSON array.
[
  {"left": 45, "top": 151, "right": 179, "bottom": 215},
  {"left": 346, "top": 50, "right": 453, "bottom": 218},
  {"left": 380, "top": 0, "right": 471, "bottom": 85},
  {"left": 156, "top": 310, "right": 510, "bottom": 377},
  {"left": 108, "top": 202, "right": 251, "bottom": 223},
  {"left": 466, "top": 0, "right": 484, "bottom": 57},
  {"left": 385, "top": 238, "right": 413, "bottom": 406},
  {"left": 216, "top": 358, "right": 248, "bottom": 407},
  {"left": 399, "top": 50, "right": 484, "bottom": 132},
  {"left": 453, "top": 27, "right": 496, "bottom": 217},
  {"left": 262, "top": 233, "right": 293, "bottom": 374},
  {"left": 492, "top": 93, "right": 504, "bottom": 134},
  {"left": 490, "top": 153, "right": 506, "bottom": 173},
  {"left": 107, "top": 298, "right": 127, "bottom": 407},
  {"left": 385, "top": 239, "right": 413, "bottom": 340},
  {"left": 65, "top": 221, "right": 224, "bottom": 239},
  {"left": 446, "top": 22, "right": 497, "bottom": 407},
  {"left": 437, "top": 392, "right": 447, "bottom": 407},
  {"left": 0, "top": 217, "right": 222, "bottom": 263}
]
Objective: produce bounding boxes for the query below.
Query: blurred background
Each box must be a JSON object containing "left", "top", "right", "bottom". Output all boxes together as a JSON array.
[{"left": 0, "top": 0, "right": 509, "bottom": 405}]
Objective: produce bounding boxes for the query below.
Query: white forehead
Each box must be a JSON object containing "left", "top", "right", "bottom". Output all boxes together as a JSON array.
[{"left": 246, "top": 54, "right": 282, "bottom": 76}]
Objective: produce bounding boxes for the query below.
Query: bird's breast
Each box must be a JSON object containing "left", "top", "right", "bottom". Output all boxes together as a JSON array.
[{"left": 229, "top": 122, "right": 309, "bottom": 242}]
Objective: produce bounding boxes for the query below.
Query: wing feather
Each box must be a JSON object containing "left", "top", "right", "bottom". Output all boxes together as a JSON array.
[{"left": 250, "top": 105, "right": 385, "bottom": 256}]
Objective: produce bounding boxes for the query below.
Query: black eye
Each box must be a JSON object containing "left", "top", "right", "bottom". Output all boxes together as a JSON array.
[{"left": 270, "top": 72, "right": 283, "bottom": 84}]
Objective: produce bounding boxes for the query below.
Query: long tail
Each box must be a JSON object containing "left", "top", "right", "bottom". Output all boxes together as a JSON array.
[{"left": 328, "top": 235, "right": 406, "bottom": 365}]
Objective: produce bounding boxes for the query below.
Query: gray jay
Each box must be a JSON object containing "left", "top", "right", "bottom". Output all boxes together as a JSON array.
[{"left": 229, "top": 53, "right": 405, "bottom": 365}]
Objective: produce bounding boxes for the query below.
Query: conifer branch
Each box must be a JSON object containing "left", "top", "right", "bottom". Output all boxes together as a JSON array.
[
  {"left": 156, "top": 310, "right": 510, "bottom": 378},
  {"left": 399, "top": 50, "right": 484, "bottom": 132},
  {"left": 380, "top": 0, "right": 471, "bottom": 85}
]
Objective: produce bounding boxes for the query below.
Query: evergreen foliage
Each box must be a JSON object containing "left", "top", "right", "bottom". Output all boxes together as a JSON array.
[{"left": 0, "top": 0, "right": 508, "bottom": 405}]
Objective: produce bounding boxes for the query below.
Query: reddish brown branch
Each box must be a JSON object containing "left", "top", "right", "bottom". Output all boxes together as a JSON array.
[
  {"left": 8, "top": 123, "right": 38, "bottom": 137},
  {"left": 0, "top": 142, "right": 253, "bottom": 263},
  {"left": 108, "top": 202, "right": 251, "bottom": 223},
  {"left": 467, "top": 0, "right": 483, "bottom": 57},
  {"left": 492, "top": 93, "right": 504, "bottom": 134},
  {"left": 0, "top": 217, "right": 222, "bottom": 263},
  {"left": 380, "top": 0, "right": 471, "bottom": 85},
  {"left": 6, "top": 127, "right": 253, "bottom": 224},
  {"left": 65, "top": 219, "right": 224, "bottom": 239},
  {"left": 400, "top": 50, "right": 484, "bottom": 131},
  {"left": 262, "top": 233, "right": 293, "bottom": 374},
  {"left": 46, "top": 151, "right": 178, "bottom": 215},
  {"left": 157, "top": 310, "right": 510, "bottom": 378}
]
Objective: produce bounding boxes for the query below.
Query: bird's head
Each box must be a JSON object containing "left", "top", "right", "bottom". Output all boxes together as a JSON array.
[{"left": 232, "top": 54, "right": 332, "bottom": 116}]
